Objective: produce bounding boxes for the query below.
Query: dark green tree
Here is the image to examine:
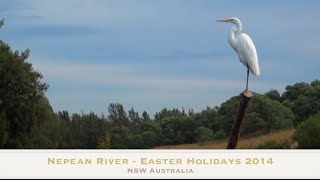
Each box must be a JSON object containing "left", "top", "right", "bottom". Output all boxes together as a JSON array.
[
  {"left": 0, "top": 19, "right": 4, "bottom": 28},
  {"left": 282, "top": 80, "right": 320, "bottom": 124},
  {"left": 0, "top": 111, "right": 8, "bottom": 147},
  {"left": 192, "top": 106, "right": 218, "bottom": 131},
  {"left": 110, "top": 126, "right": 130, "bottom": 149},
  {"left": 282, "top": 82, "right": 311, "bottom": 101},
  {"left": 141, "top": 111, "right": 150, "bottom": 122},
  {"left": 128, "top": 107, "right": 141, "bottom": 128},
  {"left": 138, "top": 120, "right": 162, "bottom": 147},
  {"left": 68, "top": 112, "right": 107, "bottom": 149},
  {"left": 215, "top": 93, "right": 294, "bottom": 136},
  {"left": 0, "top": 23, "right": 59, "bottom": 148},
  {"left": 265, "top": 89, "right": 281, "bottom": 102},
  {"left": 194, "top": 126, "right": 214, "bottom": 144},
  {"left": 25, "top": 97, "right": 61, "bottom": 148},
  {"left": 126, "top": 134, "right": 144, "bottom": 149},
  {"left": 107, "top": 103, "right": 129, "bottom": 127},
  {"left": 159, "top": 116, "right": 186, "bottom": 145},
  {"left": 57, "top": 111, "right": 72, "bottom": 148},
  {"left": 293, "top": 112, "right": 320, "bottom": 149},
  {"left": 154, "top": 108, "right": 186, "bottom": 121}
]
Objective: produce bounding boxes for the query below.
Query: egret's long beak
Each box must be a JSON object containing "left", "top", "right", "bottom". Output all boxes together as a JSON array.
[{"left": 216, "top": 19, "right": 231, "bottom": 23}]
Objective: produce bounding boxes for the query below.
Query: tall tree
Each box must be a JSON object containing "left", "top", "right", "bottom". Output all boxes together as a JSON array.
[
  {"left": 282, "top": 80, "right": 320, "bottom": 124},
  {"left": 128, "top": 107, "right": 141, "bottom": 127},
  {"left": 0, "top": 19, "right": 4, "bottom": 28},
  {"left": 107, "top": 103, "right": 129, "bottom": 127},
  {"left": 141, "top": 111, "right": 150, "bottom": 122},
  {"left": 265, "top": 89, "right": 281, "bottom": 102},
  {"left": 0, "top": 22, "right": 59, "bottom": 148}
]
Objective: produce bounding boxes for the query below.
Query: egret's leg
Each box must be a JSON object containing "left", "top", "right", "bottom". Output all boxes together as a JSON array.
[{"left": 246, "top": 68, "right": 249, "bottom": 91}]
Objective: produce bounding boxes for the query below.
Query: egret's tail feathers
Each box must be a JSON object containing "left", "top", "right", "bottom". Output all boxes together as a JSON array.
[{"left": 250, "top": 66, "right": 260, "bottom": 76}]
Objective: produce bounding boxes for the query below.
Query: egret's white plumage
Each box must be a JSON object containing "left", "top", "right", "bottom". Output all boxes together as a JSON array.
[{"left": 217, "top": 17, "right": 260, "bottom": 90}]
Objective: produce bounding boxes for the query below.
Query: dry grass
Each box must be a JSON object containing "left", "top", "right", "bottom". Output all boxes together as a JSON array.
[{"left": 155, "top": 129, "right": 295, "bottom": 149}]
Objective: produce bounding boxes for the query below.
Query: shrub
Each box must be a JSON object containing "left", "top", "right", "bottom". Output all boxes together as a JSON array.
[
  {"left": 293, "top": 112, "right": 320, "bottom": 149},
  {"left": 215, "top": 93, "right": 294, "bottom": 136},
  {"left": 97, "top": 134, "right": 111, "bottom": 149},
  {"left": 213, "top": 130, "right": 227, "bottom": 140},
  {"left": 194, "top": 126, "right": 214, "bottom": 144}
]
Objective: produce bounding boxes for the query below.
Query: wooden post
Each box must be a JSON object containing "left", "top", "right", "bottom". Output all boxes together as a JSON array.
[{"left": 227, "top": 90, "right": 253, "bottom": 149}]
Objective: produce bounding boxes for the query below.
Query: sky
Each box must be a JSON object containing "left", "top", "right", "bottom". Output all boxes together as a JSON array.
[{"left": 1, "top": 0, "right": 320, "bottom": 116}]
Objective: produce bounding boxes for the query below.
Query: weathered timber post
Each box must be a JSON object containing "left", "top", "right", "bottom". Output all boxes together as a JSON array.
[{"left": 227, "top": 90, "right": 253, "bottom": 149}]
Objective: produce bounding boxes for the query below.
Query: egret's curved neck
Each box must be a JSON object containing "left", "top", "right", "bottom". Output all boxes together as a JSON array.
[{"left": 228, "top": 22, "right": 242, "bottom": 50}]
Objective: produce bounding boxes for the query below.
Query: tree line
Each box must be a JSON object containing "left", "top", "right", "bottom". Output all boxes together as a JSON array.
[{"left": 1, "top": 20, "right": 319, "bottom": 149}]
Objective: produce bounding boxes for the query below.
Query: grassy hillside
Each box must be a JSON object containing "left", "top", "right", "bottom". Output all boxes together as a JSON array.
[{"left": 155, "top": 129, "right": 295, "bottom": 149}]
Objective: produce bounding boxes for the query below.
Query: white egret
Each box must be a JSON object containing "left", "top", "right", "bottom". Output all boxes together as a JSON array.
[{"left": 217, "top": 17, "right": 260, "bottom": 91}]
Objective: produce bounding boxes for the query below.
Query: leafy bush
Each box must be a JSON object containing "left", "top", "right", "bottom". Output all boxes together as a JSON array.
[
  {"left": 97, "top": 134, "right": 111, "bottom": 149},
  {"left": 215, "top": 93, "right": 294, "bottom": 136},
  {"left": 194, "top": 126, "right": 214, "bottom": 144},
  {"left": 141, "top": 131, "right": 158, "bottom": 148},
  {"left": 265, "top": 89, "right": 281, "bottom": 102},
  {"left": 213, "top": 130, "right": 227, "bottom": 140},
  {"left": 126, "top": 134, "right": 144, "bottom": 149},
  {"left": 282, "top": 80, "right": 320, "bottom": 124},
  {"left": 293, "top": 112, "right": 320, "bottom": 149}
]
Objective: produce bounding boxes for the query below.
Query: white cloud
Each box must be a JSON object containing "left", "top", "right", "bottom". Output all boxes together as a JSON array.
[
  {"left": 31, "top": 57, "right": 285, "bottom": 92},
  {"left": 28, "top": 56, "right": 288, "bottom": 115}
]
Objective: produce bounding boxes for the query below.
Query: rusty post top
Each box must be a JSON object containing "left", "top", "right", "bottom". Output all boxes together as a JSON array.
[{"left": 242, "top": 90, "right": 253, "bottom": 98}]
